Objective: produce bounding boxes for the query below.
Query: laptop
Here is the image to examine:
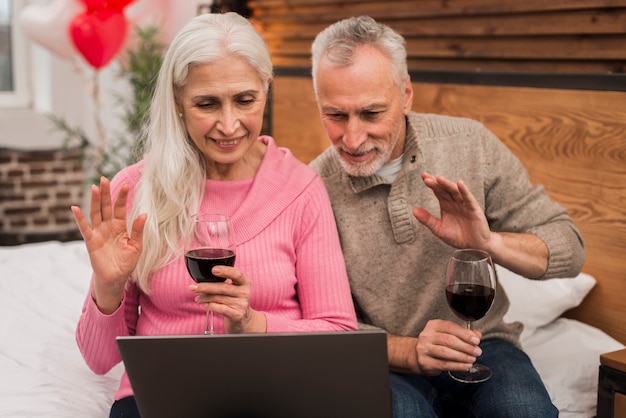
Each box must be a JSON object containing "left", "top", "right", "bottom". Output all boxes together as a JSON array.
[{"left": 116, "top": 330, "right": 392, "bottom": 418}]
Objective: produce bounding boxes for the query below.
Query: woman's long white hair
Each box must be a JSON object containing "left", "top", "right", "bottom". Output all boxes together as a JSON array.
[{"left": 128, "top": 12, "right": 273, "bottom": 292}]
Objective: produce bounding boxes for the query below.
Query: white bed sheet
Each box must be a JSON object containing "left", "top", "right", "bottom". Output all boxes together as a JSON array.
[
  {"left": 522, "top": 318, "right": 624, "bottom": 418},
  {"left": 0, "top": 240, "right": 623, "bottom": 417},
  {"left": 0, "top": 241, "right": 122, "bottom": 417}
]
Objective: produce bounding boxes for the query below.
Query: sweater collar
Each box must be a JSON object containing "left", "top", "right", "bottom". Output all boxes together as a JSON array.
[{"left": 227, "top": 136, "right": 317, "bottom": 245}]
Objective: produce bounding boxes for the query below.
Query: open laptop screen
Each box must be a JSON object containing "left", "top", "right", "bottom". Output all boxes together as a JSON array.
[{"left": 117, "top": 330, "right": 392, "bottom": 418}]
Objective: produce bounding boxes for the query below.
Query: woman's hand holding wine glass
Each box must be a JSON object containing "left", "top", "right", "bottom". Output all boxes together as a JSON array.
[
  {"left": 445, "top": 249, "right": 496, "bottom": 383},
  {"left": 185, "top": 213, "right": 237, "bottom": 335}
]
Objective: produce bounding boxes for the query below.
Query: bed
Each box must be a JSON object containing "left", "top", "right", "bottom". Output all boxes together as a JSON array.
[
  {"left": 2, "top": 78, "right": 626, "bottom": 417},
  {"left": 0, "top": 241, "right": 622, "bottom": 418}
]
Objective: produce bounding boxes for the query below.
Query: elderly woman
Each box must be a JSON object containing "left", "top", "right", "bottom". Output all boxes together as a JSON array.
[{"left": 71, "top": 12, "right": 357, "bottom": 417}]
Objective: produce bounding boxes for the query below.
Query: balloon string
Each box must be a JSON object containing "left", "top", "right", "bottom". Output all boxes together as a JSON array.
[
  {"left": 70, "top": 56, "right": 91, "bottom": 100},
  {"left": 92, "top": 70, "right": 107, "bottom": 172},
  {"left": 70, "top": 57, "right": 108, "bottom": 175}
]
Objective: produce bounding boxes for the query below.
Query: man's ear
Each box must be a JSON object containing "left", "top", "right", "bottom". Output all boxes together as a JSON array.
[{"left": 403, "top": 75, "right": 414, "bottom": 115}]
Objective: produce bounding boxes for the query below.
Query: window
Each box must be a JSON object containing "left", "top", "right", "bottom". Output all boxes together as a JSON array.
[
  {"left": 0, "top": 0, "right": 30, "bottom": 108},
  {"left": 0, "top": 0, "right": 11, "bottom": 90}
]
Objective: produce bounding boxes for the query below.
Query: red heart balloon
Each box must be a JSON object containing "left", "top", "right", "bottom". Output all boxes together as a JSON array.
[
  {"left": 69, "top": 9, "right": 128, "bottom": 69},
  {"left": 78, "top": 0, "right": 108, "bottom": 12},
  {"left": 106, "top": 0, "right": 135, "bottom": 11},
  {"left": 77, "top": 0, "right": 135, "bottom": 12}
]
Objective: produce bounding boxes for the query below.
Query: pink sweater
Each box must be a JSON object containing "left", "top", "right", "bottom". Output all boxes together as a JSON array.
[{"left": 76, "top": 136, "right": 358, "bottom": 400}]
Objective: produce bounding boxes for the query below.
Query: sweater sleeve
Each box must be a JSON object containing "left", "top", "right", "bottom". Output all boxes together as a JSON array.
[
  {"left": 478, "top": 124, "right": 586, "bottom": 278},
  {"left": 75, "top": 282, "right": 140, "bottom": 374},
  {"left": 264, "top": 176, "right": 358, "bottom": 332},
  {"left": 74, "top": 166, "right": 143, "bottom": 375}
]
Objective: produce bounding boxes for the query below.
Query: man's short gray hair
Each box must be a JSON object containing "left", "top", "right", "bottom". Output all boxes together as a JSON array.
[{"left": 311, "top": 15, "right": 408, "bottom": 94}]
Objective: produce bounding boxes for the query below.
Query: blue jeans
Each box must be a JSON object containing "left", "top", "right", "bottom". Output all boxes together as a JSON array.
[
  {"left": 390, "top": 338, "right": 558, "bottom": 418},
  {"left": 110, "top": 396, "right": 139, "bottom": 418}
]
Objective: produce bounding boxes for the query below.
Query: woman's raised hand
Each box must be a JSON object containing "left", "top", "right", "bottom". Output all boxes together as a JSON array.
[{"left": 71, "top": 177, "right": 147, "bottom": 313}]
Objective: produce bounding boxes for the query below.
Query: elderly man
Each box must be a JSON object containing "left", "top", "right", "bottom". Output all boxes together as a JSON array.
[{"left": 309, "top": 15, "right": 585, "bottom": 418}]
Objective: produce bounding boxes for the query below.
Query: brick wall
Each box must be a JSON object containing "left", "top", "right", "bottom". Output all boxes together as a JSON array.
[{"left": 0, "top": 147, "right": 85, "bottom": 245}]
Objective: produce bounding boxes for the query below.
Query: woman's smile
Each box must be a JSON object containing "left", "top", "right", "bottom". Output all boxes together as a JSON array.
[{"left": 210, "top": 136, "right": 244, "bottom": 147}]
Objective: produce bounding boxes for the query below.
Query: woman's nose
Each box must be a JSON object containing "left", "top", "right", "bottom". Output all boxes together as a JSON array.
[{"left": 216, "top": 105, "right": 240, "bottom": 135}]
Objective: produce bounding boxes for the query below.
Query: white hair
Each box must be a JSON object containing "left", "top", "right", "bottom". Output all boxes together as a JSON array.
[{"left": 128, "top": 12, "right": 273, "bottom": 292}]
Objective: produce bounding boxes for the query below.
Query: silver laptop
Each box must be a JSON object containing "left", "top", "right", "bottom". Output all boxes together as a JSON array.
[{"left": 116, "top": 330, "right": 392, "bottom": 418}]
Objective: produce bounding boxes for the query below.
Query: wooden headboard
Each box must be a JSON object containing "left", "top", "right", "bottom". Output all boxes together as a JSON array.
[{"left": 271, "top": 75, "right": 626, "bottom": 345}]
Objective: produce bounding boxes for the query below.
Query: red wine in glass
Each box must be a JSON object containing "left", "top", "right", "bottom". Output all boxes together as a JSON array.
[
  {"left": 445, "top": 249, "right": 496, "bottom": 383},
  {"left": 185, "top": 248, "right": 236, "bottom": 283},
  {"left": 185, "top": 214, "right": 236, "bottom": 335},
  {"left": 445, "top": 284, "right": 495, "bottom": 322}
]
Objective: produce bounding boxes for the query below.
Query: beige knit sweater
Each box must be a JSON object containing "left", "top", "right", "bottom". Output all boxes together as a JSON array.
[{"left": 310, "top": 112, "right": 586, "bottom": 346}]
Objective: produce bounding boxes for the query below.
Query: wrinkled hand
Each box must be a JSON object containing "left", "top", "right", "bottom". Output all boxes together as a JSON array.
[
  {"left": 413, "top": 172, "right": 491, "bottom": 250},
  {"left": 71, "top": 177, "right": 146, "bottom": 313},
  {"left": 415, "top": 319, "right": 483, "bottom": 375},
  {"left": 189, "top": 265, "right": 266, "bottom": 333}
]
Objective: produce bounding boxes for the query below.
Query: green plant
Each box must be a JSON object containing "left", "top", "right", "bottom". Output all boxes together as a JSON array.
[
  {"left": 49, "top": 24, "right": 165, "bottom": 184},
  {"left": 116, "top": 25, "right": 165, "bottom": 164}
]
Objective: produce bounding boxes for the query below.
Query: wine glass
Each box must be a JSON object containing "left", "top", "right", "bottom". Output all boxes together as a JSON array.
[
  {"left": 184, "top": 213, "right": 236, "bottom": 335},
  {"left": 445, "top": 249, "right": 496, "bottom": 383}
]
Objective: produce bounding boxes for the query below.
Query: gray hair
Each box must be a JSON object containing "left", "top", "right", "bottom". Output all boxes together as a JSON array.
[
  {"left": 311, "top": 15, "right": 408, "bottom": 95},
  {"left": 129, "top": 12, "right": 273, "bottom": 292}
]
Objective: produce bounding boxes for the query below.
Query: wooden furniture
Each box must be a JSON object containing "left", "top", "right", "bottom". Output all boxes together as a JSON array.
[
  {"left": 271, "top": 74, "right": 626, "bottom": 346},
  {"left": 598, "top": 349, "right": 626, "bottom": 418}
]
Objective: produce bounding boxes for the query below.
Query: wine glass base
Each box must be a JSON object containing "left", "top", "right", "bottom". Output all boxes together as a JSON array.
[{"left": 448, "top": 364, "right": 492, "bottom": 383}]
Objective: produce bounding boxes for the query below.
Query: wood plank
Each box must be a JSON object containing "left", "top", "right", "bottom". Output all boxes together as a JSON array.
[
  {"left": 271, "top": 58, "right": 625, "bottom": 74},
  {"left": 251, "top": 0, "right": 626, "bottom": 20},
  {"left": 259, "top": 9, "right": 626, "bottom": 40},
  {"left": 403, "top": 59, "right": 626, "bottom": 73},
  {"left": 404, "top": 36, "right": 626, "bottom": 60},
  {"left": 385, "top": 10, "right": 626, "bottom": 37},
  {"left": 269, "top": 35, "right": 626, "bottom": 60}
]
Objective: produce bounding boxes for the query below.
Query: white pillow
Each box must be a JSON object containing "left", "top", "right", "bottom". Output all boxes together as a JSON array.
[
  {"left": 522, "top": 318, "right": 624, "bottom": 417},
  {"left": 497, "top": 264, "right": 596, "bottom": 337}
]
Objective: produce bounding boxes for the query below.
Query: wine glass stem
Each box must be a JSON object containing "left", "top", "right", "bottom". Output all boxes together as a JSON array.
[
  {"left": 204, "top": 310, "right": 214, "bottom": 335},
  {"left": 466, "top": 321, "right": 476, "bottom": 372}
]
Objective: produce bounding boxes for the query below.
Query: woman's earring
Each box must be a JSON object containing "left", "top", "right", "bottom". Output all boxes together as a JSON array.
[{"left": 178, "top": 112, "right": 183, "bottom": 117}]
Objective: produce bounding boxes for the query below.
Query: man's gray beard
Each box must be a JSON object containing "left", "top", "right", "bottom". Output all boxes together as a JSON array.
[{"left": 334, "top": 147, "right": 388, "bottom": 178}]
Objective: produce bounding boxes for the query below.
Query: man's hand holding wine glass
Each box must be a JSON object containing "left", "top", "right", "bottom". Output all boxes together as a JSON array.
[
  {"left": 388, "top": 319, "right": 483, "bottom": 375},
  {"left": 415, "top": 319, "right": 484, "bottom": 375}
]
